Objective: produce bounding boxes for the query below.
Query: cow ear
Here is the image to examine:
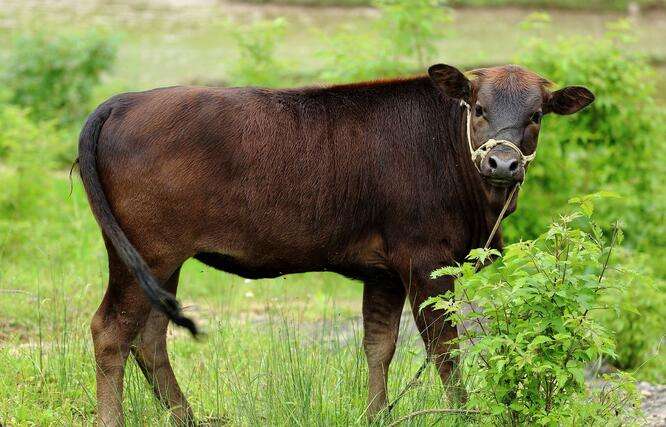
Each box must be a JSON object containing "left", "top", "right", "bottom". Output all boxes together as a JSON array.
[
  {"left": 544, "top": 86, "right": 595, "bottom": 115},
  {"left": 428, "top": 64, "right": 471, "bottom": 102}
]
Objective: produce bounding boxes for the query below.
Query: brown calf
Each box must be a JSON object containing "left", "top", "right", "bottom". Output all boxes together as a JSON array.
[{"left": 78, "top": 63, "right": 594, "bottom": 425}]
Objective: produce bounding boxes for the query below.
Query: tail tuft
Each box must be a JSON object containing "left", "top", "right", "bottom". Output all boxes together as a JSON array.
[{"left": 156, "top": 291, "right": 199, "bottom": 336}]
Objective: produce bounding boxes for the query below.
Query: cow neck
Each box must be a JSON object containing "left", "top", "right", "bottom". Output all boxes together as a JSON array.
[{"left": 322, "top": 76, "right": 511, "bottom": 250}]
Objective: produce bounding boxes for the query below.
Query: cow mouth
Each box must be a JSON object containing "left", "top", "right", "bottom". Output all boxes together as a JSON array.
[{"left": 484, "top": 176, "right": 517, "bottom": 188}]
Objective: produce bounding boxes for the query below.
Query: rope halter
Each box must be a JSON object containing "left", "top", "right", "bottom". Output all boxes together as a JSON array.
[{"left": 460, "top": 100, "right": 536, "bottom": 173}]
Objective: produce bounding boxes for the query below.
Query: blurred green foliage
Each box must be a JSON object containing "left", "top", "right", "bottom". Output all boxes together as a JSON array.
[
  {"left": 0, "top": 106, "right": 61, "bottom": 254},
  {"left": 2, "top": 30, "right": 116, "bottom": 126},
  {"left": 509, "top": 20, "right": 665, "bottom": 271},
  {"left": 374, "top": 0, "right": 451, "bottom": 67},
  {"left": 241, "top": 0, "right": 664, "bottom": 10},
  {"left": 318, "top": 0, "right": 451, "bottom": 82},
  {"left": 597, "top": 248, "right": 666, "bottom": 377},
  {"left": 226, "top": 18, "right": 288, "bottom": 87},
  {"left": 449, "top": 0, "right": 663, "bottom": 9},
  {"left": 514, "top": 18, "right": 665, "bottom": 378}
]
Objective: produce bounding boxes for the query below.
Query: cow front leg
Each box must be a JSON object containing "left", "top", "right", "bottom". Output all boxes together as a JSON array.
[
  {"left": 362, "top": 275, "right": 406, "bottom": 419},
  {"left": 402, "top": 264, "right": 467, "bottom": 404}
]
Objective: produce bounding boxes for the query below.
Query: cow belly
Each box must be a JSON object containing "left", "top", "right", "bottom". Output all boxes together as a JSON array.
[
  {"left": 194, "top": 240, "right": 391, "bottom": 282},
  {"left": 193, "top": 252, "right": 310, "bottom": 279}
]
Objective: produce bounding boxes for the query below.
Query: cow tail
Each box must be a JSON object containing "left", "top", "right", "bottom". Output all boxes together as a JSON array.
[{"left": 78, "top": 104, "right": 198, "bottom": 336}]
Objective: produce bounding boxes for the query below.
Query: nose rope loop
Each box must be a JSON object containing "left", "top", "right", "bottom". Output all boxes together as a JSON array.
[{"left": 459, "top": 100, "right": 536, "bottom": 173}]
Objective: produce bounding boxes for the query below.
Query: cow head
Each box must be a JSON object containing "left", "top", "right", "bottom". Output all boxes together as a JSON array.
[{"left": 428, "top": 63, "right": 594, "bottom": 188}]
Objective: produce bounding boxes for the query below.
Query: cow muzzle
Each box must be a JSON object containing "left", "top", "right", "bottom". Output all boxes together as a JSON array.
[
  {"left": 460, "top": 100, "right": 536, "bottom": 185},
  {"left": 478, "top": 144, "right": 526, "bottom": 187}
]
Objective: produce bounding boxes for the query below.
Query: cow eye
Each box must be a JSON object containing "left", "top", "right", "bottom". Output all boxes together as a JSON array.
[
  {"left": 475, "top": 104, "right": 484, "bottom": 117},
  {"left": 530, "top": 111, "right": 543, "bottom": 124}
]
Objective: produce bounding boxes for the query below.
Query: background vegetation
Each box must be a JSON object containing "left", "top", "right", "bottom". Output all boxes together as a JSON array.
[
  {"left": 0, "top": 0, "right": 663, "bottom": 425},
  {"left": 244, "top": 0, "right": 665, "bottom": 11}
]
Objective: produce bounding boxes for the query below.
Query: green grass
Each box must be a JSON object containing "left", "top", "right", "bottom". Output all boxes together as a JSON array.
[
  {"left": 2, "top": 176, "right": 663, "bottom": 424},
  {"left": 0, "top": 174, "right": 468, "bottom": 425},
  {"left": 0, "top": 312, "right": 467, "bottom": 425}
]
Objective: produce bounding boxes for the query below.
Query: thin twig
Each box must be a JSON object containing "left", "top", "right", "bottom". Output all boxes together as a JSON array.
[
  {"left": 597, "top": 222, "right": 619, "bottom": 286},
  {"left": 527, "top": 251, "right": 554, "bottom": 285},
  {"left": 560, "top": 242, "right": 570, "bottom": 286},
  {"left": 387, "top": 408, "right": 485, "bottom": 427},
  {"left": 386, "top": 358, "right": 430, "bottom": 412},
  {"left": 0, "top": 289, "right": 36, "bottom": 297},
  {"left": 564, "top": 224, "right": 620, "bottom": 366}
]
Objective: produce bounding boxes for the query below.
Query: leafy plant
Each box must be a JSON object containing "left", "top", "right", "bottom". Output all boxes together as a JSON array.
[
  {"left": 374, "top": 0, "right": 451, "bottom": 67},
  {"left": 505, "top": 17, "right": 666, "bottom": 379},
  {"left": 237, "top": 0, "right": 662, "bottom": 11},
  {"left": 3, "top": 30, "right": 117, "bottom": 125},
  {"left": 0, "top": 105, "right": 61, "bottom": 254},
  {"left": 317, "top": 28, "right": 409, "bottom": 83},
  {"left": 227, "top": 18, "right": 288, "bottom": 87},
  {"left": 597, "top": 248, "right": 666, "bottom": 376},
  {"left": 318, "top": 0, "right": 451, "bottom": 82},
  {"left": 507, "top": 18, "right": 665, "bottom": 278},
  {"left": 425, "top": 195, "right": 642, "bottom": 425}
]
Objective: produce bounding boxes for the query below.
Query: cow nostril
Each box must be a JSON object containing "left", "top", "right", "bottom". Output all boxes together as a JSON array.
[
  {"left": 488, "top": 157, "right": 497, "bottom": 169},
  {"left": 509, "top": 160, "right": 518, "bottom": 172}
]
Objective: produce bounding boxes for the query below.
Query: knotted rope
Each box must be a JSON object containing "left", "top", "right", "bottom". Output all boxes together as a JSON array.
[{"left": 460, "top": 99, "right": 535, "bottom": 172}]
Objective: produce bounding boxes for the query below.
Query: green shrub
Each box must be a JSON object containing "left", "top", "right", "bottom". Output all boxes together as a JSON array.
[
  {"left": 3, "top": 30, "right": 116, "bottom": 126},
  {"left": 502, "top": 17, "right": 666, "bottom": 380},
  {"left": 425, "top": 195, "right": 642, "bottom": 425},
  {"left": 374, "top": 0, "right": 451, "bottom": 67},
  {"left": 235, "top": 0, "right": 663, "bottom": 11},
  {"left": 317, "top": 28, "right": 410, "bottom": 83},
  {"left": 318, "top": 0, "right": 451, "bottom": 82},
  {"left": 0, "top": 105, "right": 59, "bottom": 168},
  {"left": 507, "top": 20, "right": 665, "bottom": 273},
  {"left": 448, "top": 0, "right": 662, "bottom": 10},
  {"left": 597, "top": 249, "right": 666, "bottom": 377},
  {"left": 0, "top": 106, "right": 61, "bottom": 254},
  {"left": 227, "top": 18, "right": 288, "bottom": 87}
]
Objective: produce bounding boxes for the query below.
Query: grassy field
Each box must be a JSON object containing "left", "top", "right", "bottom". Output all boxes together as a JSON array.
[
  {"left": 0, "top": 0, "right": 665, "bottom": 424},
  {"left": 0, "top": 178, "right": 459, "bottom": 425}
]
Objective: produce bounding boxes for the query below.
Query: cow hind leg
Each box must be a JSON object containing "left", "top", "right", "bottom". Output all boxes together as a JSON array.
[
  {"left": 91, "top": 246, "right": 180, "bottom": 427},
  {"left": 131, "top": 268, "right": 195, "bottom": 426},
  {"left": 362, "top": 276, "right": 406, "bottom": 419}
]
